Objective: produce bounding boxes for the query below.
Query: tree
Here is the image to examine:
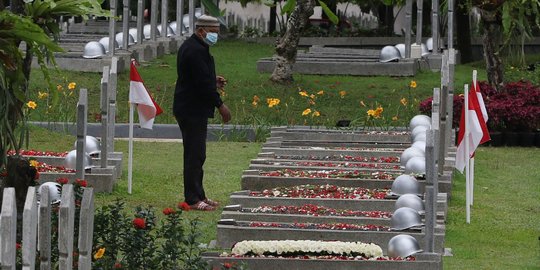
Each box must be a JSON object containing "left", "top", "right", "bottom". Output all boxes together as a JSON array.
[
  {"left": 0, "top": 0, "right": 109, "bottom": 212},
  {"left": 269, "top": 0, "right": 338, "bottom": 83},
  {"left": 472, "top": 0, "right": 540, "bottom": 90}
]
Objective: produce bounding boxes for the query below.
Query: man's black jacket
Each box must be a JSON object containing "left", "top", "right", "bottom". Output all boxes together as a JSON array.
[{"left": 173, "top": 34, "right": 223, "bottom": 119}]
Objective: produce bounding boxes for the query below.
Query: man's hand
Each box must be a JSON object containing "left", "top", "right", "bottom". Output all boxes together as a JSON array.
[
  {"left": 216, "top": 75, "right": 227, "bottom": 90},
  {"left": 218, "top": 103, "right": 231, "bottom": 123}
]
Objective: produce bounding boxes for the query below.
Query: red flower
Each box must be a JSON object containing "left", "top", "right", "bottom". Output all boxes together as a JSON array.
[
  {"left": 56, "top": 178, "right": 69, "bottom": 185},
  {"left": 16, "top": 243, "right": 21, "bottom": 250},
  {"left": 177, "top": 202, "right": 190, "bottom": 211},
  {"left": 162, "top": 207, "right": 176, "bottom": 215},
  {"left": 75, "top": 179, "right": 87, "bottom": 187},
  {"left": 0, "top": 170, "right": 7, "bottom": 177},
  {"left": 113, "top": 262, "right": 122, "bottom": 269},
  {"left": 132, "top": 218, "right": 146, "bottom": 229},
  {"left": 223, "top": 262, "right": 234, "bottom": 269}
]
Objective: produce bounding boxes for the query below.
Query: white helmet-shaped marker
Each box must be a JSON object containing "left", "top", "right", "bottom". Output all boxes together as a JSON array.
[
  {"left": 157, "top": 24, "right": 174, "bottom": 37},
  {"left": 129, "top": 28, "right": 138, "bottom": 42},
  {"left": 395, "top": 194, "right": 425, "bottom": 212},
  {"left": 411, "top": 140, "right": 426, "bottom": 153},
  {"left": 82, "top": 41, "right": 106, "bottom": 59},
  {"left": 405, "top": 156, "right": 426, "bottom": 175},
  {"left": 64, "top": 150, "right": 93, "bottom": 170},
  {"left": 411, "top": 125, "right": 428, "bottom": 142},
  {"left": 380, "top": 46, "right": 401, "bottom": 63},
  {"left": 426, "top": 37, "right": 433, "bottom": 51},
  {"left": 400, "top": 147, "right": 425, "bottom": 167},
  {"left": 169, "top": 21, "right": 178, "bottom": 35},
  {"left": 182, "top": 7, "right": 202, "bottom": 30},
  {"left": 394, "top": 43, "right": 405, "bottom": 58},
  {"left": 115, "top": 32, "right": 135, "bottom": 48},
  {"left": 74, "top": 136, "right": 101, "bottom": 156},
  {"left": 391, "top": 174, "right": 421, "bottom": 196},
  {"left": 38, "top": 182, "right": 62, "bottom": 204},
  {"left": 409, "top": 114, "right": 431, "bottom": 130},
  {"left": 388, "top": 234, "right": 423, "bottom": 258},
  {"left": 98, "top": 37, "right": 119, "bottom": 54},
  {"left": 391, "top": 207, "right": 424, "bottom": 230},
  {"left": 421, "top": 43, "right": 430, "bottom": 57}
]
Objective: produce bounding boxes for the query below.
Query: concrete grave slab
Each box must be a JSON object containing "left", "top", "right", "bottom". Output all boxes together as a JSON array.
[
  {"left": 203, "top": 252, "right": 442, "bottom": 270},
  {"left": 216, "top": 224, "right": 446, "bottom": 253}
]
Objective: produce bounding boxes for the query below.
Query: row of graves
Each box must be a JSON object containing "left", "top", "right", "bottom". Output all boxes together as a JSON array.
[
  {"left": 11, "top": 59, "right": 124, "bottom": 193},
  {"left": 39, "top": 0, "right": 205, "bottom": 72},
  {"left": 0, "top": 60, "right": 127, "bottom": 267},
  {"left": 257, "top": 0, "right": 455, "bottom": 76},
  {"left": 204, "top": 49, "right": 458, "bottom": 269}
]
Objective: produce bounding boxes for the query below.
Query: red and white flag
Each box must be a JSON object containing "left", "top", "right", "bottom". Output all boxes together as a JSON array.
[
  {"left": 455, "top": 84, "right": 490, "bottom": 172},
  {"left": 129, "top": 60, "right": 163, "bottom": 129}
]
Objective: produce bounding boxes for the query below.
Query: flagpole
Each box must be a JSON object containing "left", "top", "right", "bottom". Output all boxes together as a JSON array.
[
  {"left": 470, "top": 70, "right": 477, "bottom": 206},
  {"left": 464, "top": 84, "right": 470, "bottom": 223},
  {"left": 128, "top": 102, "right": 134, "bottom": 194}
]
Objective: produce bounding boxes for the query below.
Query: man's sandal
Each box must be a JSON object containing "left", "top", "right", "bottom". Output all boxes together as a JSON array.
[
  {"left": 204, "top": 198, "right": 219, "bottom": 207},
  {"left": 189, "top": 201, "right": 215, "bottom": 211}
]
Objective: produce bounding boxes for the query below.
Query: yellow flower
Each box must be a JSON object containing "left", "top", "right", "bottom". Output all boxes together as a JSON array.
[
  {"left": 252, "top": 95, "right": 259, "bottom": 106},
  {"left": 409, "top": 81, "right": 417, "bottom": 88},
  {"left": 302, "top": 108, "right": 312, "bottom": 116},
  {"left": 317, "top": 90, "right": 324, "bottom": 95},
  {"left": 68, "top": 82, "right": 76, "bottom": 90},
  {"left": 360, "top": 100, "right": 366, "bottom": 107},
  {"left": 267, "top": 98, "right": 280, "bottom": 108},
  {"left": 29, "top": 160, "right": 39, "bottom": 167},
  {"left": 26, "top": 101, "right": 37, "bottom": 110},
  {"left": 312, "top": 110, "right": 320, "bottom": 117},
  {"left": 367, "top": 109, "right": 376, "bottom": 117},
  {"left": 309, "top": 99, "right": 315, "bottom": 105},
  {"left": 374, "top": 106, "right": 383, "bottom": 118},
  {"left": 252, "top": 101, "right": 258, "bottom": 106},
  {"left": 392, "top": 116, "right": 398, "bottom": 121},
  {"left": 400, "top": 97, "right": 408, "bottom": 106},
  {"left": 57, "top": 84, "right": 63, "bottom": 91},
  {"left": 339, "top": 90, "right": 347, "bottom": 98},
  {"left": 38, "top": 91, "right": 49, "bottom": 99},
  {"left": 298, "top": 91, "right": 308, "bottom": 97},
  {"left": 94, "top": 247, "right": 105, "bottom": 260},
  {"left": 309, "top": 94, "right": 315, "bottom": 99}
]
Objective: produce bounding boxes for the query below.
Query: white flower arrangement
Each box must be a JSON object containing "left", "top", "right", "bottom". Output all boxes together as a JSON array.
[{"left": 231, "top": 240, "right": 383, "bottom": 259}]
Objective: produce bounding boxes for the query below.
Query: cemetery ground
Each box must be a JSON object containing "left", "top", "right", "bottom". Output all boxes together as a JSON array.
[
  {"left": 25, "top": 40, "right": 540, "bottom": 269},
  {"left": 27, "top": 126, "right": 540, "bottom": 269},
  {"left": 28, "top": 40, "right": 537, "bottom": 129}
]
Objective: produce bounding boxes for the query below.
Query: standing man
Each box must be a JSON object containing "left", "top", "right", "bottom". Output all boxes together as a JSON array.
[{"left": 173, "top": 15, "right": 231, "bottom": 211}]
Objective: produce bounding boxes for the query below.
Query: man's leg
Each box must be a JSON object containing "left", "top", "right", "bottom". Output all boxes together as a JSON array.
[{"left": 177, "top": 116, "right": 208, "bottom": 205}]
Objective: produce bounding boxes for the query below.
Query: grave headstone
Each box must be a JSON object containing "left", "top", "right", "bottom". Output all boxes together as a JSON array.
[
  {"left": 109, "top": 0, "right": 117, "bottom": 56},
  {"left": 77, "top": 188, "right": 95, "bottom": 270},
  {"left": 176, "top": 0, "right": 185, "bottom": 37},
  {"left": 431, "top": 0, "right": 440, "bottom": 54},
  {"left": 58, "top": 185, "right": 75, "bottom": 270},
  {"left": 76, "top": 89, "right": 88, "bottom": 180},
  {"left": 188, "top": 0, "right": 195, "bottom": 35},
  {"left": 122, "top": 0, "right": 130, "bottom": 50},
  {"left": 136, "top": 0, "right": 145, "bottom": 45},
  {"left": 424, "top": 129, "right": 438, "bottom": 253},
  {"left": 404, "top": 0, "right": 413, "bottom": 58},
  {"left": 150, "top": 0, "right": 159, "bottom": 41},
  {"left": 108, "top": 58, "right": 118, "bottom": 154},
  {"left": 161, "top": 0, "right": 168, "bottom": 38},
  {"left": 100, "top": 66, "right": 110, "bottom": 169},
  {"left": 22, "top": 187, "right": 38, "bottom": 270},
  {"left": 1, "top": 188, "right": 16, "bottom": 269},
  {"left": 447, "top": 0, "right": 454, "bottom": 49},
  {"left": 39, "top": 186, "right": 52, "bottom": 269}
]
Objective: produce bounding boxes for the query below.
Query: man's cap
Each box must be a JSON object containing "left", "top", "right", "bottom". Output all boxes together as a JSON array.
[{"left": 195, "top": 15, "right": 220, "bottom": 27}]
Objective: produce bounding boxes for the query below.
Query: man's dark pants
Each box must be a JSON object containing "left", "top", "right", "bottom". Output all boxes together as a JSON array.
[{"left": 176, "top": 116, "right": 208, "bottom": 205}]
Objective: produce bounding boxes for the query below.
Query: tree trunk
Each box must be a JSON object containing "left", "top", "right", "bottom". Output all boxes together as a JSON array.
[
  {"left": 456, "top": 0, "right": 472, "bottom": 63},
  {"left": 270, "top": 0, "right": 315, "bottom": 83},
  {"left": 0, "top": 156, "right": 38, "bottom": 214},
  {"left": 269, "top": 0, "right": 277, "bottom": 34},
  {"left": 479, "top": 8, "right": 504, "bottom": 90}
]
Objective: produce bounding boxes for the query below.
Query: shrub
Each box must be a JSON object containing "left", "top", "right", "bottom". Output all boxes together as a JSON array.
[{"left": 419, "top": 80, "right": 540, "bottom": 132}]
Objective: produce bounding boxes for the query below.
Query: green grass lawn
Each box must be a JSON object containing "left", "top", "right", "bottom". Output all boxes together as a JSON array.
[
  {"left": 28, "top": 40, "right": 491, "bottom": 128},
  {"left": 27, "top": 126, "right": 540, "bottom": 269}
]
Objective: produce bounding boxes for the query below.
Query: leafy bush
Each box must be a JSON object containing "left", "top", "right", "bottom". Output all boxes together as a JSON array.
[{"left": 419, "top": 81, "right": 540, "bottom": 132}]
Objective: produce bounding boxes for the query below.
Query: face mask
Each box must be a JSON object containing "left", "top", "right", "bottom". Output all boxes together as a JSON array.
[{"left": 204, "top": 31, "right": 218, "bottom": 46}]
